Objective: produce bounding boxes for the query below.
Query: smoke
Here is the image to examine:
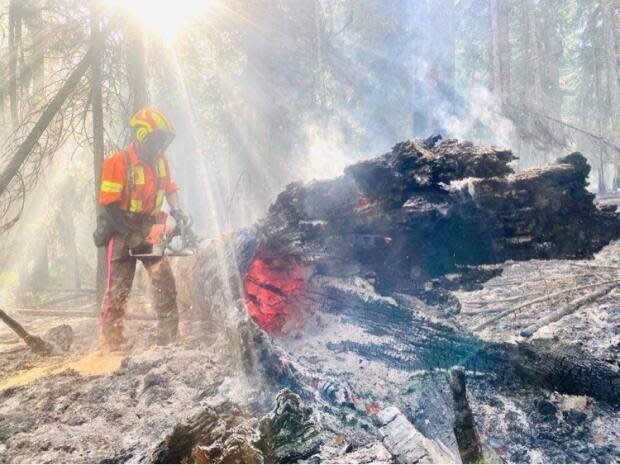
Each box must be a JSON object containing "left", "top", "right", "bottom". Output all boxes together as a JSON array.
[
  {"left": 438, "top": 84, "right": 517, "bottom": 149},
  {"left": 296, "top": 123, "right": 358, "bottom": 182}
]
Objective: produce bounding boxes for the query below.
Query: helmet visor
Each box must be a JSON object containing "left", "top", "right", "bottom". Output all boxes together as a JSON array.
[{"left": 143, "top": 129, "right": 175, "bottom": 155}]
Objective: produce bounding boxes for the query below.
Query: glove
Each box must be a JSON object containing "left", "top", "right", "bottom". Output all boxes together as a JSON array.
[{"left": 170, "top": 208, "right": 189, "bottom": 226}]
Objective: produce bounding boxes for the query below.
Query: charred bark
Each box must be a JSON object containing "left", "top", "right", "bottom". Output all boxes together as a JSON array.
[
  {"left": 181, "top": 137, "right": 620, "bottom": 407},
  {"left": 255, "top": 138, "right": 619, "bottom": 293}
]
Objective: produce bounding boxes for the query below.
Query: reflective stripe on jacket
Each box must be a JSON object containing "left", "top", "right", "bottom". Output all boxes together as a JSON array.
[{"left": 98, "top": 143, "right": 178, "bottom": 214}]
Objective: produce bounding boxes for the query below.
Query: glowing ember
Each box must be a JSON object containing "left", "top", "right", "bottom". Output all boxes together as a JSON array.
[{"left": 243, "top": 251, "right": 309, "bottom": 334}]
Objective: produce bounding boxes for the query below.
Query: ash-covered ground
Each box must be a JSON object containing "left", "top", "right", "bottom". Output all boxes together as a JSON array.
[
  {"left": 0, "top": 315, "right": 277, "bottom": 463},
  {"left": 1, "top": 237, "right": 618, "bottom": 463},
  {"left": 261, "top": 241, "right": 620, "bottom": 464}
]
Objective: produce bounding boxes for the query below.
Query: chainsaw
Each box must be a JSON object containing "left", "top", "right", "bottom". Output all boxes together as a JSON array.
[{"left": 130, "top": 213, "right": 200, "bottom": 258}]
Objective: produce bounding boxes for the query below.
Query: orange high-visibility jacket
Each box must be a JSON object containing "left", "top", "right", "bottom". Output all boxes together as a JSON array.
[{"left": 98, "top": 143, "right": 178, "bottom": 214}]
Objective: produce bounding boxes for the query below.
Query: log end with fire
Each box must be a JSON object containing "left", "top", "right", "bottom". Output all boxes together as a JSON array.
[{"left": 224, "top": 136, "right": 620, "bottom": 335}]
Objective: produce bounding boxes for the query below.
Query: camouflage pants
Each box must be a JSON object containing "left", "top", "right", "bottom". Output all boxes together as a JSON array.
[{"left": 100, "top": 230, "right": 179, "bottom": 348}]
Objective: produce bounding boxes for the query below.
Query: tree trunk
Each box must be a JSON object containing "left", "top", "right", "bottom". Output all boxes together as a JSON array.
[
  {"left": 125, "top": 17, "right": 148, "bottom": 114},
  {"left": 8, "top": 0, "right": 20, "bottom": 126},
  {"left": 522, "top": 0, "right": 543, "bottom": 109},
  {"left": 489, "top": 0, "right": 511, "bottom": 109},
  {"left": 538, "top": 0, "right": 565, "bottom": 160},
  {"left": 91, "top": 0, "right": 106, "bottom": 307},
  {"left": 601, "top": 0, "right": 620, "bottom": 189},
  {"left": 0, "top": 49, "right": 93, "bottom": 196},
  {"left": 540, "top": 1, "right": 562, "bottom": 119},
  {"left": 518, "top": 0, "right": 543, "bottom": 164},
  {"left": 31, "top": 0, "right": 45, "bottom": 100},
  {"left": 593, "top": 16, "right": 608, "bottom": 194}
]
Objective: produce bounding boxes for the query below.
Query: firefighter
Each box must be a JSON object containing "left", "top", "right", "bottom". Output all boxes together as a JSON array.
[{"left": 95, "top": 106, "right": 188, "bottom": 350}]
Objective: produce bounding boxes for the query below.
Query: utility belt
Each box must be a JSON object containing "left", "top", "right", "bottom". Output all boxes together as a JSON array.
[{"left": 124, "top": 211, "right": 158, "bottom": 226}]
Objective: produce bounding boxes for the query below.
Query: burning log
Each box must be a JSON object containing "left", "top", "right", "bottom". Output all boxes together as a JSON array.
[
  {"left": 237, "top": 138, "right": 620, "bottom": 332},
  {"left": 184, "top": 136, "right": 620, "bottom": 333},
  {"left": 179, "top": 136, "right": 620, "bottom": 449}
]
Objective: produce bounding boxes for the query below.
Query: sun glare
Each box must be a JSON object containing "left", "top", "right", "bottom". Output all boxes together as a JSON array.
[{"left": 105, "top": 0, "right": 211, "bottom": 39}]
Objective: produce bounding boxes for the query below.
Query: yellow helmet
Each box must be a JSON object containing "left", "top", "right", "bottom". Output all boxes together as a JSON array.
[{"left": 129, "top": 106, "right": 175, "bottom": 143}]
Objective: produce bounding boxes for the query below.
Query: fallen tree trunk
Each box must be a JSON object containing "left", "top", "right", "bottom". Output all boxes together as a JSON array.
[
  {"left": 179, "top": 136, "right": 620, "bottom": 413},
  {"left": 183, "top": 136, "right": 620, "bottom": 328}
]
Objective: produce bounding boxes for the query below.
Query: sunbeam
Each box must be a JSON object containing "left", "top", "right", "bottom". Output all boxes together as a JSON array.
[{"left": 104, "top": 0, "right": 212, "bottom": 40}]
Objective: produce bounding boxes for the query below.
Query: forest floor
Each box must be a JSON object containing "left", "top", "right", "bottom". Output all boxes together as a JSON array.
[
  {"left": 0, "top": 313, "right": 277, "bottom": 463},
  {"left": 1, "top": 200, "right": 619, "bottom": 463}
]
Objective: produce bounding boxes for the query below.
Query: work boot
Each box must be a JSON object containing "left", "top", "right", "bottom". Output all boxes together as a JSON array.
[
  {"left": 101, "top": 321, "right": 127, "bottom": 351},
  {"left": 101, "top": 333, "right": 132, "bottom": 352}
]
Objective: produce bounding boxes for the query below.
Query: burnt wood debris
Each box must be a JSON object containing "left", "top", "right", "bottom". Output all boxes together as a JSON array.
[
  {"left": 173, "top": 136, "right": 620, "bottom": 462},
  {"left": 0, "top": 308, "right": 55, "bottom": 355}
]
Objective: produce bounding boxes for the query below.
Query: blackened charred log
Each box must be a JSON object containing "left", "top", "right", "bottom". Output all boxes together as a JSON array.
[
  {"left": 255, "top": 139, "right": 620, "bottom": 297},
  {"left": 180, "top": 137, "right": 620, "bottom": 406},
  {"left": 152, "top": 402, "right": 263, "bottom": 464},
  {"left": 309, "top": 279, "right": 620, "bottom": 405},
  {"left": 477, "top": 340, "right": 620, "bottom": 404},
  {"left": 254, "top": 389, "right": 322, "bottom": 463}
]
